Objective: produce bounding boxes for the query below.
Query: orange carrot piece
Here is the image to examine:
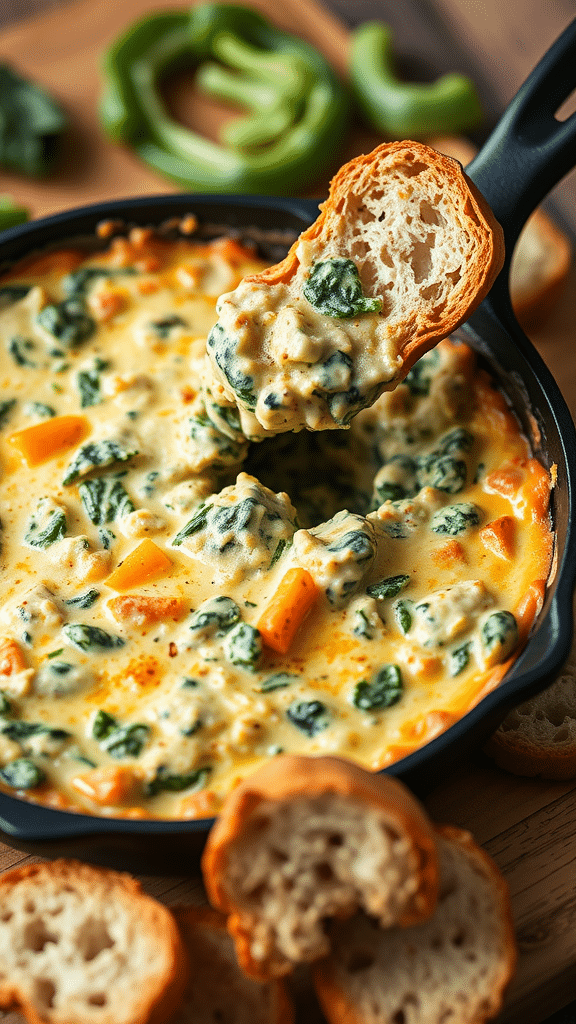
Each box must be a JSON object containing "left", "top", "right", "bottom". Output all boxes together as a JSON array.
[
  {"left": 0, "top": 638, "right": 27, "bottom": 676},
  {"left": 515, "top": 579, "right": 547, "bottom": 640},
  {"left": 485, "top": 462, "right": 524, "bottom": 498},
  {"left": 106, "top": 538, "right": 173, "bottom": 591},
  {"left": 71, "top": 766, "right": 139, "bottom": 806},
  {"left": 8, "top": 415, "right": 88, "bottom": 467},
  {"left": 108, "top": 594, "right": 186, "bottom": 626},
  {"left": 524, "top": 457, "right": 552, "bottom": 520},
  {"left": 258, "top": 568, "right": 319, "bottom": 654},
  {"left": 479, "top": 515, "right": 516, "bottom": 559},
  {"left": 208, "top": 236, "right": 257, "bottom": 265}
]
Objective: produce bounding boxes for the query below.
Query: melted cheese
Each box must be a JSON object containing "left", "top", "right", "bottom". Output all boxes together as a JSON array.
[{"left": 0, "top": 229, "right": 553, "bottom": 819}]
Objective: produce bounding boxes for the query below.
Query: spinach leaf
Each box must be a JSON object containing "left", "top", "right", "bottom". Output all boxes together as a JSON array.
[
  {"left": 76, "top": 359, "right": 109, "bottom": 408},
  {"left": 0, "top": 398, "right": 16, "bottom": 427},
  {"left": 65, "top": 589, "right": 100, "bottom": 609},
  {"left": 207, "top": 323, "right": 257, "bottom": 410},
  {"left": 481, "top": 611, "right": 518, "bottom": 661},
  {"left": 0, "top": 63, "right": 68, "bottom": 177},
  {"left": 450, "top": 641, "right": 472, "bottom": 676},
  {"left": 287, "top": 699, "right": 329, "bottom": 736},
  {"left": 8, "top": 335, "right": 36, "bottom": 366},
  {"left": 223, "top": 622, "right": 262, "bottom": 671},
  {"left": 417, "top": 453, "right": 467, "bottom": 494},
  {"left": 172, "top": 502, "right": 212, "bottom": 545},
  {"left": 0, "top": 758, "right": 45, "bottom": 789},
  {"left": 259, "top": 672, "right": 298, "bottom": 692},
  {"left": 101, "top": 722, "right": 150, "bottom": 759},
  {"left": 353, "top": 664, "right": 403, "bottom": 710},
  {"left": 430, "top": 503, "right": 481, "bottom": 536},
  {"left": 0, "top": 721, "right": 69, "bottom": 743},
  {"left": 79, "top": 476, "right": 135, "bottom": 525},
  {"left": 62, "top": 266, "right": 136, "bottom": 297},
  {"left": 37, "top": 297, "right": 95, "bottom": 348},
  {"left": 403, "top": 348, "right": 441, "bottom": 396},
  {"left": 0, "top": 691, "right": 11, "bottom": 716},
  {"left": 149, "top": 315, "right": 188, "bottom": 338},
  {"left": 63, "top": 623, "right": 125, "bottom": 653},
  {"left": 62, "top": 439, "right": 139, "bottom": 485},
  {"left": 188, "top": 596, "right": 240, "bottom": 635},
  {"left": 367, "top": 574, "right": 410, "bottom": 599},
  {"left": 24, "top": 498, "right": 67, "bottom": 549},
  {"left": 145, "top": 766, "right": 210, "bottom": 797},
  {"left": 92, "top": 709, "right": 118, "bottom": 740},
  {"left": 303, "top": 258, "right": 382, "bottom": 318},
  {"left": 24, "top": 401, "right": 55, "bottom": 419},
  {"left": 394, "top": 599, "right": 413, "bottom": 634}
]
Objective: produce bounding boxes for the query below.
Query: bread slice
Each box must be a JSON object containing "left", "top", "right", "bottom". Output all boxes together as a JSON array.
[
  {"left": 484, "top": 638, "right": 576, "bottom": 780},
  {"left": 201, "top": 754, "right": 439, "bottom": 981},
  {"left": 314, "top": 825, "right": 517, "bottom": 1024},
  {"left": 0, "top": 860, "right": 187, "bottom": 1024},
  {"left": 171, "top": 906, "right": 294, "bottom": 1024},
  {"left": 205, "top": 140, "right": 504, "bottom": 435},
  {"left": 428, "top": 135, "right": 572, "bottom": 332}
]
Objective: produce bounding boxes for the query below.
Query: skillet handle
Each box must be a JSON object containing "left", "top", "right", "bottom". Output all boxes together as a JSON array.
[{"left": 466, "top": 17, "right": 576, "bottom": 256}]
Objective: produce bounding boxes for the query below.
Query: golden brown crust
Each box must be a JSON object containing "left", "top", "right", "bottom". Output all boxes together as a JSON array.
[
  {"left": 172, "top": 906, "right": 294, "bottom": 1024},
  {"left": 202, "top": 755, "right": 439, "bottom": 981},
  {"left": 0, "top": 859, "right": 188, "bottom": 1024},
  {"left": 244, "top": 141, "right": 505, "bottom": 377}
]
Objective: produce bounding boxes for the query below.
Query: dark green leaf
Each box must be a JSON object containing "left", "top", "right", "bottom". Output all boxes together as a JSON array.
[
  {"left": 65, "top": 589, "right": 100, "bottom": 609},
  {"left": 394, "top": 599, "right": 413, "bottom": 634},
  {"left": 0, "top": 758, "right": 45, "bottom": 789},
  {"left": 63, "top": 623, "right": 125, "bottom": 652},
  {"left": 223, "top": 622, "right": 262, "bottom": 671},
  {"left": 149, "top": 315, "right": 188, "bottom": 338},
  {"left": 353, "top": 664, "right": 403, "bottom": 710},
  {"left": 62, "top": 439, "right": 139, "bottom": 485},
  {"left": 0, "top": 63, "right": 68, "bottom": 177},
  {"left": 24, "top": 500, "right": 67, "bottom": 549},
  {"left": 8, "top": 335, "right": 35, "bottom": 366},
  {"left": 287, "top": 699, "right": 329, "bottom": 736},
  {"left": 172, "top": 503, "right": 212, "bottom": 545},
  {"left": 145, "top": 765, "right": 210, "bottom": 797},
  {"left": 102, "top": 722, "right": 150, "bottom": 759},
  {"left": 450, "top": 642, "right": 471, "bottom": 676},
  {"left": 303, "top": 258, "right": 382, "bottom": 318},
  {"left": 37, "top": 298, "right": 95, "bottom": 348},
  {"left": 367, "top": 574, "right": 410, "bottom": 599},
  {"left": 0, "top": 398, "right": 16, "bottom": 427},
  {"left": 430, "top": 503, "right": 481, "bottom": 536},
  {"left": 92, "top": 709, "right": 118, "bottom": 739},
  {"left": 259, "top": 672, "right": 298, "bottom": 692},
  {"left": 79, "top": 476, "right": 135, "bottom": 525}
]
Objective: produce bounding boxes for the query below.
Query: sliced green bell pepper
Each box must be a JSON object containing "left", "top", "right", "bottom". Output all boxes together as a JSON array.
[
  {"left": 99, "top": 3, "right": 350, "bottom": 194},
  {"left": 350, "top": 22, "right": 482, "bottom": 139}
]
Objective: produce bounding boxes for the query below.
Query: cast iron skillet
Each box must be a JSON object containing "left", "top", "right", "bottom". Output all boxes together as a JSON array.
[{"left": 0, "top": 21, "right": 575, "bottom": 871}]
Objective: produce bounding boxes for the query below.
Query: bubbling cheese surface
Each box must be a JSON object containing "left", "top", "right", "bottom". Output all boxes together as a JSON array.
[{"left": 0, "top": 228, "right": 553, "bottom": 819}]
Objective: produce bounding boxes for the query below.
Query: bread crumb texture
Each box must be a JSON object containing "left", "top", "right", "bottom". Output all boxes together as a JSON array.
[
  {"left": 314, "top": 824, "right": 517, "bottom": 1024},
  {"left": 202, "top": 755, "right": 438, "bottom": 981},
  {"left": 0, "top": 860, "right": 187, "bottom": 1024}
]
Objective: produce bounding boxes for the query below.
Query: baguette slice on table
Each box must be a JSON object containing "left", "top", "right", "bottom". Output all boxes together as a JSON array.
[
  {"left": 206, "top": 140, "right": 504, "bottom": 437},
  {"left": 0, "top": 860, "right": 188, "bottom": 1024},
  {"left": 171, "top": 906, "right": 294, "bottom": 1024},
  {"left": 313, "top": 825, "right": 517, "bottom": 1024},
  {"left": 485, "top": 635, "right": 576, "bottom": 780},
  {"left": 202, "top": 754, "right": 439, "bottom": 982}
]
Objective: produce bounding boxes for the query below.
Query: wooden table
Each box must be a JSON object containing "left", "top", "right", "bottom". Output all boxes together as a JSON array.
[{"left": 0, "top": 2, "right": 575, "bottom": 1023}]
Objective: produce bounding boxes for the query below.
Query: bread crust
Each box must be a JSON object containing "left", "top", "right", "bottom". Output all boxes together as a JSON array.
[
  {"left": 172, "top": 906, "right": 294, "bottom": 1024},
  {"left": 244, "top": 140, "right": 505, "bottom": 378},
  {"left": 313, "top": 824, "right": 517, "bottom": 1024},
  {"left": 0, "top": 859, "right": 188, "bottom": 1024},
  {"left": 202, "top": 755, "right": 439, "bottom": 980}
]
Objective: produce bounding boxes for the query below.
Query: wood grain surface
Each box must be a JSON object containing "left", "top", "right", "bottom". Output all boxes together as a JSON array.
[{"left": 0, "top": 2, "right": 575, "bottom": 1023}]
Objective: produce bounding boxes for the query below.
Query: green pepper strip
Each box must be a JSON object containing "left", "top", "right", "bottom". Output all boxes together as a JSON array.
[
  {"left": 99, "top": 3, "right": 349, "bottom": 195},
  {"left": 0, "top": 194, "right": 28, "bottom": 232},
  {"left": 349, "top": 22, "right": 482, "bottom": 139}
]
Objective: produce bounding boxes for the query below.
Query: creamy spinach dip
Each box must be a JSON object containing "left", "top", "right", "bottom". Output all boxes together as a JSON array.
[{"left": 0, "top": 229, "right": 553, "bottom": 818}]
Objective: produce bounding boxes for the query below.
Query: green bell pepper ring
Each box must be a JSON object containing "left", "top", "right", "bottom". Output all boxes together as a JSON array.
[
  {"left": 99, "top": 3, "right": 349, "bottom": 195},
  {"left": 0, "top": 194, "right": 28, "bottom": 232},
  {"left": 349, "top": 21, "right": 482, "bottom": 139}
]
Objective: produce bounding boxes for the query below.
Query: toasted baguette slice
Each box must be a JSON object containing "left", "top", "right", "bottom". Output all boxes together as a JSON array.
[
  {"left": 485, "top": 639, "right": 576, "bottom": 780},
  {"left": 314, "top": 825, "right": 517, "bottom": 1024},
  {"left": 206, "top": 140, "right": 504, "bottom": 436},
  {"left": 202, "top": 755, "right": 439, "bottom": 981},
  {"left": 171, "top": 907, "right": 294, "bottom": 1024},
  {"left": 428, "top": 135, "right": 572, "bottom": 332},
  {"left": 0, "top": 860, "right": 187, "bottom": 1024}
]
